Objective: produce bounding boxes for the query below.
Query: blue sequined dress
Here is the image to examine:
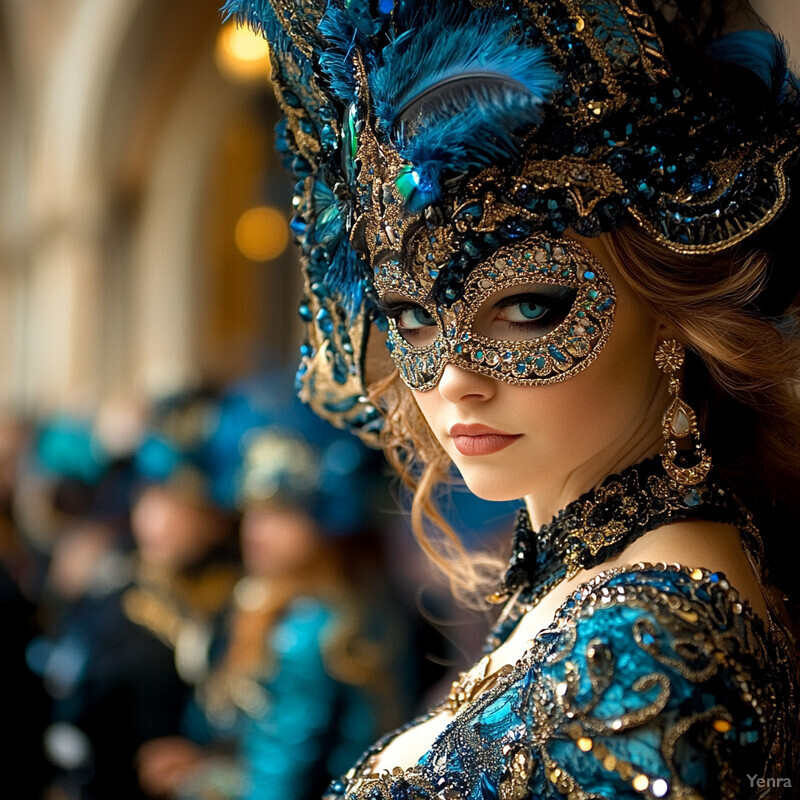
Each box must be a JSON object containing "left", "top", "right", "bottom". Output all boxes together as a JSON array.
[{"left": 327, "top": 458, "right": 799, "bottom": 799}]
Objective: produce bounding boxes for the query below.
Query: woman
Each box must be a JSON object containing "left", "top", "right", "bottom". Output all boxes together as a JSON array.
[{"left": 225, "top": 0, "right": 800, "bottom": 796}]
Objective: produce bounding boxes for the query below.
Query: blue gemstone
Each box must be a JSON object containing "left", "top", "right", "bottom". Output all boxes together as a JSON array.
[
  {"left": 684, "top": 489, "right": 702, "bottom": 507},
  {"left": 282, "top": 90, "right": 301, "bottom": 108},
  {"left": 320, "top": 124, "right": 337, "bottom": 150},
  {"left": 642, "top": 632, "right": 656, "bottom": 646},
  {"left": 687, "top": 172, "right": 716, "bottom": 195},
  {"left": 316, "top": 309, "right": 334, "bottom": 334}
]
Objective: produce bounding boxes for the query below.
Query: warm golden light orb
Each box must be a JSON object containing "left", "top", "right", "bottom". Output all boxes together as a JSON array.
[
  {"left": 235, "top": 206, "right": 289, "bottom": 262},
  {"left": 215, "top": 22, "right": 272, "bottom": 83}
]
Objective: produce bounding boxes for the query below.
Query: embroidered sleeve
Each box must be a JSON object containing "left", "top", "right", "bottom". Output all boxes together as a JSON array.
[{"left": 520, "top": 565, "right": 790, "bottom": 799}]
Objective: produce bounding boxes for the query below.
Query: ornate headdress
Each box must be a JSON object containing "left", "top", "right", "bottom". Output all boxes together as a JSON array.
[
  {"left": 224, "top": 0, "right": 800, "bottom": 441},
  {"left": 136, "top": 388, "right": 239, "bottom": 510}
]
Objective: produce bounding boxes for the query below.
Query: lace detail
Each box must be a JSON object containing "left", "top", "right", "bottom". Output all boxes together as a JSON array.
[{"left": 487, "top": 455, "right": 758, "bottom": 651}]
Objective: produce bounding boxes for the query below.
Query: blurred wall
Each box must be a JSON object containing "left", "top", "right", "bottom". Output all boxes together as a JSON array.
[
  {"left": 755, "top": 2, "right": 800, "bottom": 53},
  {"left": 0, "top": 0, "right": 300, "bottom": 416}
]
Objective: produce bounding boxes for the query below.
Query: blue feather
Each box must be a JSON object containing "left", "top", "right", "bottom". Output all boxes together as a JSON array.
[
  {"left": 220, "top": 0, "right": 275, "bottom": 34},
  {"left": 706, "top": 30, "right": 800, "bottom": 105},
  {"left": 368, "top": 9, "right": 559, "bottom": 205},
  {"left": 323, "top": 242, "right": 368, "bottom": 317},
  {"left": 318, "top": 6, "right": 361, "bottom": 103}
]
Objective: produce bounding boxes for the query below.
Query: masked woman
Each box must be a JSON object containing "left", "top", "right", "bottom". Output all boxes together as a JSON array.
[{"left": 224, "top": 0, "right": 800, "bottom": 796}]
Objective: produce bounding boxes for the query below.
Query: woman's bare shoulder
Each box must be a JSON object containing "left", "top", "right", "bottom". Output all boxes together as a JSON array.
[{"left": 606, "top": 520, "right": 768, "bottom": 620}]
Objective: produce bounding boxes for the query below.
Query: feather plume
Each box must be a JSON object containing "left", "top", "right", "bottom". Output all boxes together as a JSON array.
[
  {"left": 706, "top": 30, "right": 800, "bottom": 104},
  {"left": 318, "top": 6, "right": 361, "bottom": 103},
  {"left": 368, "top": 9, "right": 559, "bottom": 206},
  {"left": 221, "top": 0, "right": 278, "bottom": 36}
]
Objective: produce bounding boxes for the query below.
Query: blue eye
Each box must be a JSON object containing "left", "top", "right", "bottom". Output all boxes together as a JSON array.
[
  {"left": 505, "top": 301, "right": 548, "bottom": 322},
  {"left": 398, "top": 306, "right": 436, "bottom": 330},
  {"left": 477, "top": 288, "right": 577, "bottom": 342}
]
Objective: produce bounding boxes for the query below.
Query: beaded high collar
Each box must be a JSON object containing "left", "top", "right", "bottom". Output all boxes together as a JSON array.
[{"left": 500, "top": 455, "right": 752, "bottom": 603}]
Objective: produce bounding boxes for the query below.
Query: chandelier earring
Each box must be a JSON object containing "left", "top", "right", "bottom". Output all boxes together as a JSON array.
[{"left": 654, "top": 340, "right": 713, "bottom": 486}]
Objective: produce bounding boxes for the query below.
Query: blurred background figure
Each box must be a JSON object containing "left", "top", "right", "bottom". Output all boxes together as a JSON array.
[
  {"left": 36, "top": 389, "right": 240, "bottom": 800},
  {"left": 0, "top": 414, "right": 52, "bottom": 799},
  {"left": 136, "top": 376, "right": 411, "bottom": 800}
]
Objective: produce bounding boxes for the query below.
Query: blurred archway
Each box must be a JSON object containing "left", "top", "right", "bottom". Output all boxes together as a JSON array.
[{"left": 0, "top": 0, "right": 299, "bottom": 415}]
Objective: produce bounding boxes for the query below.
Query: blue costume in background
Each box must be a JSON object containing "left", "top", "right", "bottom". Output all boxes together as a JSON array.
[
  {"left": 243, "top": 598, "right": 375, "bottom": 798},
  {"left": 174, "top": 380, "right": 402, "bottom": 800}
]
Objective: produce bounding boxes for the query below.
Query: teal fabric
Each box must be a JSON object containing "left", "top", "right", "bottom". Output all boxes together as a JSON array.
[
  {"left": 242, "top": 598, "right": 376, "bottom": 800},
  {"left": 180, "top": 597, "right": 378, "bottom": 800}
]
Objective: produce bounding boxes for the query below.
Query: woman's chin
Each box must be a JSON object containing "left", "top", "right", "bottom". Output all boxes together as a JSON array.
[{"left": 458, "top": 469, "right": 530, "bottom": 504}]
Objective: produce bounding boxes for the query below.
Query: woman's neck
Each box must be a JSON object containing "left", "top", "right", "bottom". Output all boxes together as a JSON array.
[{"left": 523, "top": 426, "right": 663, "bottom": 530}]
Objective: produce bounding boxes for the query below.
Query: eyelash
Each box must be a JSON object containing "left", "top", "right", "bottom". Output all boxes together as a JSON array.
[
  {"left": 375, "top": 300, "right": 421, "bottom": 321},
  {"left": 378, "top": 288, "right": 575, "bottom": 332},
  {"left": 495, "top": 291, "right": 572, "bottom": 327}
]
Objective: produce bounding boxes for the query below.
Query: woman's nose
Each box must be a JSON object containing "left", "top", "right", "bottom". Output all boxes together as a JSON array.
[{"left": 437, "top": 362, "right": 496, "bottom": 403}]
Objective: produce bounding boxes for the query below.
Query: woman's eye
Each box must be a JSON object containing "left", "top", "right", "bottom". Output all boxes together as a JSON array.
[
  {"left": 398, "top": 306, "right": 436, "bottom": 331},
  {"left": 382, "top": 303, "right": 438, "bottom": 346},
  {"left": 473, "top": 287, "right": 576, "bottom": 342},
  {"left": 497, "top": 300, "right": 549, "bottom": 323}
]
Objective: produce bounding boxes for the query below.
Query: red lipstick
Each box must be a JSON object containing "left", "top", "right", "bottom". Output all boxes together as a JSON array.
[{"left": 449, "top": 424, "right": 522, "bottom": 456}]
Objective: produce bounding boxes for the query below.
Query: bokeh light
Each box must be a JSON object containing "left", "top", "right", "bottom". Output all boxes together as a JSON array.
[
  {"left": 215, "top": 21, "right": 272, "bottom": 83},
  {"left": 234, "top": 206, "right": 289, "bottom": 262}
]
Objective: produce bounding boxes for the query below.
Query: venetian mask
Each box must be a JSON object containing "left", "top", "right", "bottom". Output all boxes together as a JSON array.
[
  {"left": 225, "top": 0, "right": 800, "bottom": 439},
  {"left": 375, "top": 234, "right": 615, "bottom": 390}
]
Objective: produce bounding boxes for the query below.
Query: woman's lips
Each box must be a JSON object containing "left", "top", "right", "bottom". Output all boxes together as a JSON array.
[{"left": 449, "top": 424, "right": 522, "bottom": 456}]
